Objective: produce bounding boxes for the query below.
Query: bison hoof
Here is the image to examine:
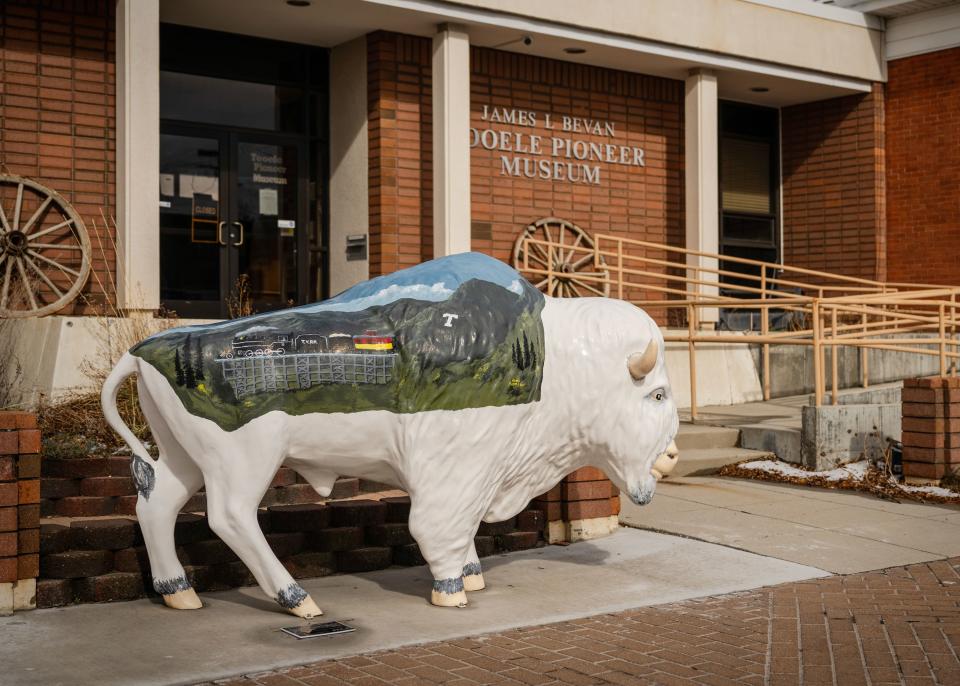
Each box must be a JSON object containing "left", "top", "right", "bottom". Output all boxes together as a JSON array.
[
  {"left": 431, "top": 577, "right": 468, "bottom": 607},
  {"left": 287, "top": 596, "right": 323, "bottom": 619},
  {"left": 431, "top": 588, "right": 468, "bottom": 608},
  {"left": 162, "top": 588, "right": 203, "bottom": 610},
  {"left": 463, "top": 573, "right": 485, "bottom": 592}
]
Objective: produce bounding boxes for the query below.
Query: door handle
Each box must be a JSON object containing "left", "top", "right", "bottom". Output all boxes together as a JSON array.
[
  {"left": 232, "top": 221, "right": 244, "bottom": 247},
  {"left": 217, "top": 221, "right": 228, "bottom": 246}
]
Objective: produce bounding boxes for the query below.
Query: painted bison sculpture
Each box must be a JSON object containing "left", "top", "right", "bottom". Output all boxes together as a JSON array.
[{"left": 102, "top": 252, "right": 679, "bottom": 616}]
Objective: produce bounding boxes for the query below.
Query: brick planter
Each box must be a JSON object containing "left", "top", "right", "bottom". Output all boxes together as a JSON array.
[
  {"left": 36, "top": 500, "right": 546, "bottom": 608},
  {"left": 532, "top": 468, "right": 620, "bottom": 543},
  {"left": 40, "top": 457, "right": 360, "bottom": 517},
  {"left": 901, "top": 376, "right": 960, "bottom": 480},
  {"left": 0, "top": 411, "right": 41, "bottom": 614}
]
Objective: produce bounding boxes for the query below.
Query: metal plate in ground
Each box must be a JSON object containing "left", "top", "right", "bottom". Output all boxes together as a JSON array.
[{"left": 280, "top": 621, "right": 356, "bottom": 640}]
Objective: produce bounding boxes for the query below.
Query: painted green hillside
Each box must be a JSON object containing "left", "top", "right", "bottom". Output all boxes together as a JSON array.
[{"left": 131, "top": 274, "right": 545, "bottom": 431}]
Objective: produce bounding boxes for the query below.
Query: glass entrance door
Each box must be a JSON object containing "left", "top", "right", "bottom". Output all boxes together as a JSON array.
[
  {"left": 159, "top": 130, "right": 228, "bottom": 318},
  {"left": 231, "top": 138, "right": 305, "bottom": 313},
  {"left": 159, "top": 128, "right": 306, "bottom": 318}
]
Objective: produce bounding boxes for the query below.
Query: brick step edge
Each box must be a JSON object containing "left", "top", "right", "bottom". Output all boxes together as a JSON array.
[
  {"left": 40, "top": 476, "right": 362, "bottom": 517},
  {"left": 37, "top": 528, "right": 547, "bottom": 608}
]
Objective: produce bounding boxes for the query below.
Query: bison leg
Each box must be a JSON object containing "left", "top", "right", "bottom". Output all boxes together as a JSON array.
[
  {"left": 203, "top": 461, "right": 322, "bottom": 619},
  {"left": 135, "top": 382, "right": 204, "bottom": 610},
  {"left": 137, "top": 453, "right": 204, "bottom": 610},
  {"left": 463, "top": 541, "right": 485, "bottom": 592},
  {"left": 408, "top": 500, "right": 474, "bottom": 608}
]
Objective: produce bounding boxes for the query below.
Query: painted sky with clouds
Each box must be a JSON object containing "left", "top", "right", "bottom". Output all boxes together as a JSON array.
[
  {"left": 149, "top": 253, "right": 526, "bottom": 339},
  {"left": 301, "top": 252, "right": 524, "bottom": 313}
]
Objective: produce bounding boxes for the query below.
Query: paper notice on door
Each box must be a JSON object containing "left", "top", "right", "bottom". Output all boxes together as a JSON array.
[
  {"left": 192, "top": 175, "right": 219, "bottom": 201},
  {"left": 259, "top": 188, "right": 279, "bottom": 216},
  {"left": 278, "top": 219, "right": 295, "bottom": 237},
  {"left": 178, "top": 174, "right": 219, "bottom": 201},
  {"left": 159, "top": 173, "right": 175, "bottom": 197},
  {"left": 178, "top": 174, "right": 194, "bottom": 199}
]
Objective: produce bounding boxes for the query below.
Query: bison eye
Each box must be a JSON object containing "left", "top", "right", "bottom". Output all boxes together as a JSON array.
[{"left": 650, "top": 388, "right": 666, "bottom": 402}]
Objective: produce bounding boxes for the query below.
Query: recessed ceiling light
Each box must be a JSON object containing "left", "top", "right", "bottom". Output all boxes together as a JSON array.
[
  {"left": 564, "top": 47, "right": 587, "bottom": 55},
  {"left": 286, "top": 0, "right": 310, "bottom": 6},
  {"left": 750, "top": 86, "right": 770, "bottom": 93}
]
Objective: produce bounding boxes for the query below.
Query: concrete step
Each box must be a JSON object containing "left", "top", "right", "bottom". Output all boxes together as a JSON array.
[
  {"left": 738, "top": 425, "right": 802, "bottom": 464},
  {"left": 675, "top": 423, "right": 740, "bottom": 450},
  {"left": 668, "top": 447, "right": 774, "bottom": 477}
]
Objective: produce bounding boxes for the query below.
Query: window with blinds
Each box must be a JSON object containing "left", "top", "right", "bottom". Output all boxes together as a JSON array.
[{"left": 721, "top": 137, "right": 771, "bottom": 215}]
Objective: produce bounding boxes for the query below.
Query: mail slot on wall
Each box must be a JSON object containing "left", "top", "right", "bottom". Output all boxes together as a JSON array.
[{"left": 346, "top": 234, "right": 367, "bottom": 261}]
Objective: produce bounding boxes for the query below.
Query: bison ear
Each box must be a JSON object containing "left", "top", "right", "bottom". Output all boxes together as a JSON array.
[{"left": 627, "top": 341, "right": 658, "bottom": 381}]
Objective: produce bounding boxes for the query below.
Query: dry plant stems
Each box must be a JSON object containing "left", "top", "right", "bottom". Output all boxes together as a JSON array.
[
  {"left": 227, "top": 273, "right": 254, "bottom": 319},
  {"left": 38, "top": 211, "right": 180, "bottom": 455},
  {"left": 0, "top": 292, "right": 25, "bottom": 409}
]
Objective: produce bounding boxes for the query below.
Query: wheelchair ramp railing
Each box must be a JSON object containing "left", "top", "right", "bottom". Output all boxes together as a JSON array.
[{"left": 515, "top": 230, "right": 960, "bottom": 419}]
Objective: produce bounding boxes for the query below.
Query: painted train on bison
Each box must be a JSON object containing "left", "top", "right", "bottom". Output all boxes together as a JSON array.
[{"left": 225, "top": 330, "right": 396, "bottom": 358}]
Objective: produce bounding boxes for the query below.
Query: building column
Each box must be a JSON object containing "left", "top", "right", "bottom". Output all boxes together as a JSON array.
[
  {"left": 329, "top": 37, "right": 370, "bottom": 295},
  {"left": 684, "top": 69, "right": 719, "bottom": 325},
  {"left": 116, "top": 0, "right": 160, "bottom": 311},
  {"left": 431, "top": 24, "right": 472, "bottom": 257}
]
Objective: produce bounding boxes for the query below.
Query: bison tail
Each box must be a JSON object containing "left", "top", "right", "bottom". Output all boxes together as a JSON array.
[{"left": 101, "top": 352, "right": 150, "bottom": 463}]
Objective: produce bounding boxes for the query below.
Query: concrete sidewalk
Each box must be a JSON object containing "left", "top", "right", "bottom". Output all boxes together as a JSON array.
[
  {"left": 622, "top": 474, "right": 960, "bottom": 574},
  {"left": 213, "top": 556, "right": 960, "bottom": 686},
  {"left": 0, "top": 528, "right": 826, "bottom": 686}
]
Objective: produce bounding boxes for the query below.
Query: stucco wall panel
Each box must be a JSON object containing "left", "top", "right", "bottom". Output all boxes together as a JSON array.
[{"left": 450, "top": 0, "right": 884, "bottom": 83}]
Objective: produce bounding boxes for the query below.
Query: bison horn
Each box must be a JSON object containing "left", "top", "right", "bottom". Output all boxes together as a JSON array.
[{"left": 627, "top": 341, "right": 658, "bottom": 381}]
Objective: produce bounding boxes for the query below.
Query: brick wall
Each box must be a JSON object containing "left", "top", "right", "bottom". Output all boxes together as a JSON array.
[
  {"left": 781, "top": 84, "right": 886, "bottom": 281},
  {"left": 901, "top": 376, "right": 960, "bottom": 481},
  {"left": 0, "top": 0, "right": 116, "bottom": 311},
  {"left": 366, "top": 32, "right": 433, "bottom": 277},
  {"left": 468, "top": 47, "right": 685, "bottom": 273},
  {"left": 0, "top": 412, "right": 41, "bottom": 613},
  {"left": 886, "top": 48, "right": 960, "bottom": 285},
  {"left": 367, "top": 31, "right": 685, "bottom": 311}
]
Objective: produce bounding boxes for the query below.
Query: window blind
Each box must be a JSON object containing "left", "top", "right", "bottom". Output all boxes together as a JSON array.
[{"left": 721, "top": 137, "right": 771, "bottom": 214}]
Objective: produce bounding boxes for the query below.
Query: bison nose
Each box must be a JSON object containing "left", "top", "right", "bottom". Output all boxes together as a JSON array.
[{"left": 650, "top": 440, "right": 679, "bottom": 481}]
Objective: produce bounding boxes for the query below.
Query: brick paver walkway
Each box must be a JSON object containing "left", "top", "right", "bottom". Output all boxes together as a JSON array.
[{"left": 207, "top": 557, "right": 960, "bottom": 686}]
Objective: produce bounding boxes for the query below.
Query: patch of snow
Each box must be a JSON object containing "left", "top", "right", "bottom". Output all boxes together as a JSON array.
[
  {"left": 738, "top": 459, "right": 870, "bottom": 482},
  {"left": 900, "top": 483, "right": 960, "bottom": 499},
  {"left": 735, "top": 459, "right": 960, "bottom": 501}
]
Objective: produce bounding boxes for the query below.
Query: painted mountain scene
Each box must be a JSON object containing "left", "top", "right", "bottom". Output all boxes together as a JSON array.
[{"left": 130, "top": 253, "right": 546, "bottom": 431}]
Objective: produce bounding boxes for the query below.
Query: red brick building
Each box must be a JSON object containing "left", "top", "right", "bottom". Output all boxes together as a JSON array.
[
  {"left": 2, "top": 0, "right": 959, "bottom": 611},
  {"left": 2, "top": 0, "right": 957, "bottom": 330}
]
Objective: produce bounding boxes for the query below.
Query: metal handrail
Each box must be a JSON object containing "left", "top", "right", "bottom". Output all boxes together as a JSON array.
[{"left": 517, "top": 232, "right": 960, "bottom": 419}]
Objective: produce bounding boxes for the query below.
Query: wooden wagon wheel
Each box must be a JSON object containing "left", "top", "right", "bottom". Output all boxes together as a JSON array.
[
  {"left": 0, "top": 175, "right": 91, "bottom": 317},
  {"left": 512, "top": 217, "right": 610, "bottom": 297}
]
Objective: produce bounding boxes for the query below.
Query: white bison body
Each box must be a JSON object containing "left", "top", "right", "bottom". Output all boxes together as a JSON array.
[{"left": 102, "top": 254, "right": 678, "bottom": 616}]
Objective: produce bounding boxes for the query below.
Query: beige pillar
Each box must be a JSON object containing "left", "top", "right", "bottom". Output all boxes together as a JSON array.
[
  {"left": 329, "top": 37, "right": 370, "bottom": 295},
  {"left": 116, "top": 0, "right": 160, "bottom": 310},
  {"left": 684, "top": 69, "right": 719, "bottom": 325},
  {"left": 431, "top": 24, "right": 472, "bottom": 257}
]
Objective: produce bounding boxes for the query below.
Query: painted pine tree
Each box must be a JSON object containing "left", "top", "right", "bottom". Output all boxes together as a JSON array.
[
  {"left": 174, "top": 348, "right": 185, "bottom": 386},
  {"left": 193, "top": 336, "right": 205, "bottom": 381},
  {"left": 183, "top": 335, "right": 196, "bottom": 389}
]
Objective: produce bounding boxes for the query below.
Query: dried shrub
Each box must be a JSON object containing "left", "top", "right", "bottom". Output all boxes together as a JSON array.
[
  {"left": 227, "top": 274, "right": 254, "bottom": 319},
  {"left": 719, "top": 459, "right": 960, "bottom": 506},
  {"left": 0, "top": 308, "right": 25, "bottom": 409},
  {"left": 940, "top": 470, "right": 960, "bottom": 495},
  {"left": 37, "top": 212, "right": 178, "bottom": 455}
]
